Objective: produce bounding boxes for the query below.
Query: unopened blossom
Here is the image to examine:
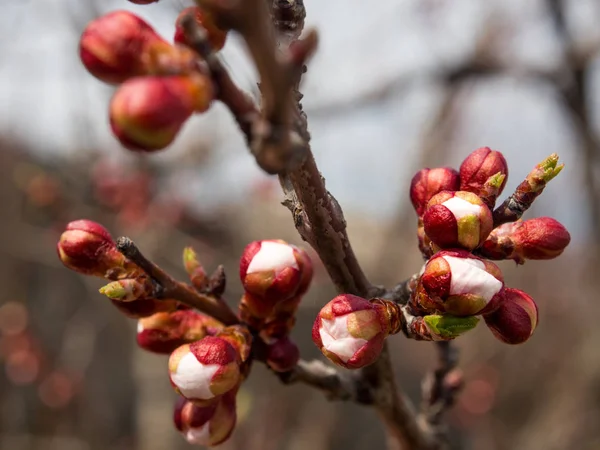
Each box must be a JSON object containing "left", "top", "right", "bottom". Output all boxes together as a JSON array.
[
  {"left": 459, "top": 147, "right": 508, "bottom": 205},
  {"left": 169, "top": 337, "right": 240, "bottom": 403},
  {"left": 174, "top": 6, "right": 228, "bottom": 50},
  {"left": 410, "top": 167, "right": 460, "bottom": 217},
  {"left": 484, "top": 288, "right": 538, "bottom": 344},
  {"left": 99, "top": 277, "right": 153, "bottom": 302},
  {"left": 423, "top": 190, "right": 493, "bottom": 251},
  {"left": 413, "top": 250, "right": 504, "bottom": 316},
  {"left": 266, "top": 336, "right": 300, "bottom": 372}
]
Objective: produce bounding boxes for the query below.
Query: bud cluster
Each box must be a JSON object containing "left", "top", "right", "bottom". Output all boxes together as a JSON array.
[
  {"left": 238, "top": 239, "right": 313, "bottom": 372},
  {"left": 79, "top": 6, "right": 228, "bottom": 151},
  {"left": 403, "top": 148, "right": 570, "bottom": 346}
]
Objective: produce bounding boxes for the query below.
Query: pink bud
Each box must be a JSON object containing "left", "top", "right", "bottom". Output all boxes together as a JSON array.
[
  {"left": 484, "top": 288, "right": 538, "bottom": 344},
  {"left": 410, "top": 167, "right": 460, "bottom": 217},
  {"left": 110, "top": 74, "right": 213, "bottom": 152},
  {"left": 239, "top": 240, "right": 308, "bottom": 303},
  {"left": 173, "top": 392, "right": 237, "bottom": 446},
  {"left": 423, "top": 191, "right": 493, "bottom": 251},
  {"left": 174, "top": 7, "right": 228, "bottom": 51},
  {"left": 137, "top": 310, "right": 223, "bottom": 354},
  {"left": 414, "top": 250, "right": 504, "bottom": 316},
  {"left": 110, "top": 298, "right": 179, "bottom": 318},
  {"left": 79, "top": 11, "right": 164, "bottom": 84},
  {"left": 266, "top": 336, "right": 300, "bottom": 372},
  {"left": 459, "top": 147, "right": 508, "bottom": 202},
  {"left": 57, "top": 219, "right": 135, "bottom": 278},
  {"left": 169, "top": 337, "right": 240, "bottom": 403},
  {"left": 312, "top": 294, "right": 389, "bottom": 369}
]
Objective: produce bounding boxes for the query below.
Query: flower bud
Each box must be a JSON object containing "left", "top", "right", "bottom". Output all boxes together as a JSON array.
[
  {"left": 183, "top": 247, "right": 207, "bottom": 290},
  {"left": 410, "top": 167, "right": 460, "bottom": 217},
  {"left": 484, "top": 288, "right": 538, "bottom": 344},
  {"left": 99, "top": 277, "right": 152, "bottom": 302},
  {"left": 110, "top": 74, "right": 213, "bottom": 152},
  {"left": 57, "top": 219, "right": 137, "bottom": 278},
  {"left": 423, "top": 191, "right": 493, "bottom": 251},
  {"left": 406, "top": 313, "right": 480, "bottom": 341},
  {"left": 169, "top": 337, "right": 240, "bottom": 403},
  {"left": 266, "top": 336, "right": 300, "bottom": 372},
  {"left": 239, "top": 240, "right": 308, "bottom": 303},
  {"left": 459, "top": 147, "right": 508, "bottom": 202},
  {"left": 79, "top": 11, "right": 163, "bottom": 84},
  {"left": 110, "top": 297, "right": 179, "bottom": 318},
  {"left": 413, "top": 250, "right": 504, "bottom": 316},
  {"left": 174, "top": 392, "right": 237, "bottom": 447},
  {"left": 312, "top": 294, "right": 391, "bottom": 369},
  {"left": 174, "top": 7, "right": 228, "bottom": 51},
  {"left": 480, "top": 217, "right": 570, "bottom": 263},
  {"left": 137, "top": 310, "right": 223, "bottom": 354}
]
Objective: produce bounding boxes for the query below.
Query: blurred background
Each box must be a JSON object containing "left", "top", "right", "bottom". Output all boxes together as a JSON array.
[{"left": 0, "top": 0, "right": 598, "bottom": 449}]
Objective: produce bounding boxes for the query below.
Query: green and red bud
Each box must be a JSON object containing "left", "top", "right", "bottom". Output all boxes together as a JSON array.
[
  {"left": 183, "top": 247, "right": 208, "bottom": 290},
  {"left": 406, "top": 313, "right": 480, "bottom": 341},
  {"left": 99, "top": 277, "right": 153, "bottom": 302},
  {"left": 484, "top": 288, "right": 538, "bottom": 344},
  {"left": 137, "top": 310, "right": 223, "bottom": 354},
  {"left": 480, "top": 217, "right": 571, "bottom": 263},
  {"left": 239, "top": 240, "right": 311, "bottom": 304},
  {"left": 312, "top": 294, "right": 395, "bottom": 369},
  {"left": 423, "top": 191, "right": 493, "bottom": 251},
  {"left": 109, "top": 74, "right": 213, "bottom": 152},
  {"left": 174, "top": 7, "right": 228, "bottom": 51},
  {"left": 413, "top": 250, "right": 504, "bottom": 316},
  {"left": 57, "top": 219, "right": 138, "bottom": 278},
  {"left": 266, "top": 336, "right": 300, "bottom": 373},
  {"left": 169, "top": 337, "right": 241, "bottom": 404},
  {"left": 174, "top": 392, "right": 237, "bottom": 447},
  {"left": 459, "top": 147, "right": 508, "bottom": 205},
  {"left": 410, "top": 167, "right": 460, "bottom": 217}
]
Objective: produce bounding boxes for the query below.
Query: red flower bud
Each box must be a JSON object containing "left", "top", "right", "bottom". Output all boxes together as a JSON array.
[
  {"left": 174, "top": 392, "right": 237, "bottom": 446},
  {"left": 239, "top": 240, "right": 309, "bottom": 303},
  {"left": 414, "top": 250, "right": 504, "bottom": 316},
  {"left": 79, "top": 11, "right": 164, "bottom": 84},
  {"left": 423, "top": 191, "right": 493, "bottom": 251},
  {"left": 57, "top": 219, "right": 137, "bottom": 278},
  {"left": 110, "top": 298, "right": 179, "bottom": 318},
  {"left": 312, "top": 294, "right": 391, "bottom": 369},
  {"left": 266, "top": 336, "right": 300, "bottom": 372},
  {"left": 410, "top": 167, "right": 460, "bottom": 217},
  {"left": 480, "top": 217, "right": 571, "bottom": 263},
  {"left": 169, "top": 337, "right": 240, "bottom": 403},
  {"left": 110, "top": 74, "right": 213, "bottom": 152},
  {"left": 459, "top": 147, "right": 508, "bottom": 203},
  {"left": 174, "top": 7, "right": 228, "bottom": 51},
  {"left": 137, "top": 310, "right": 223, "bottom": 354},
  {"left": 484, "top": 288, "right": 538, "bottom": 344}
]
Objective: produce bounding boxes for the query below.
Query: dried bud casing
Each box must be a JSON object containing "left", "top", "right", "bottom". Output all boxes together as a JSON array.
[
  {"left": 484, "top": 288, "right": 538, "bottom": 344},
  {"left": 174, "top": 7, "right": 228, "bottom": 51},
  {"left": 137, "top": 310, "right": 223, "bottom": 354},
  {"left": 410, "top": 167, "right": 460, "bottom": 217},
  {"left": 266, "top": 336, "right": 300, "bottom": 372},
  {"left": 110, "top": 74, "right": 213, "bottom": 152},
  {"left": 414, "top": 250, "right": 504, "bottom": 316},
  {"left": 423, "top": 191, "right": 493, "bottom": 251},
  {"left": 239, "top": 240, "right": 310, "bottom": 303},
  {"left": 459, "top": 147, "right": 508, "bottom": 203},
  {"left": 312, "top": 294, "right": 390, "bottom": 369},
  {"left": 169, "top": 337, "right": 240, "bottom": 404},
  {"left": 174, "top": 392, "right": 237, "bottom": 447},
  {"left": 57, "top": 219, "right": 137, "bottom": 278}
]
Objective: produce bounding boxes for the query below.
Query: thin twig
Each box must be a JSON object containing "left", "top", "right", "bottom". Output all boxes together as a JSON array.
[{"left": 116, "top": 237, "right": 239, "bottom": 325}]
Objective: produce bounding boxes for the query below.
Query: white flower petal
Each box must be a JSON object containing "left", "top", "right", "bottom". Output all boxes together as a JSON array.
[
  {"left": 186, "top": 425, "right": 210, "bottom": 445},
  {"left": 442, "top": 255, "right": 502, "bottom": 301},
  {"left": 137, "top": 321, "right": 144, "bottom": 333},
  {"left": 172, "top": 353, "right": 220, "bottom": 400},
  {"left": 246, "top": 241, "right": 299, "bottom": 274},
  {"left": 319, "top": 315, "right": 367, "bottom": 362},
  {"left": 442, "top": 196, "right": 481, "bottom": 220}
]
